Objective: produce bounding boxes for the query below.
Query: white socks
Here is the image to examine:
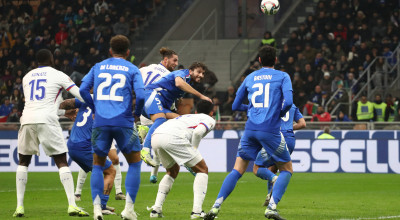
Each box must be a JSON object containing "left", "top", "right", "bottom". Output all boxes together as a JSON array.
[
  {"left": 193, "top": 173, "right": 208, "bottom": 213},
  {"left": 75, "top": 168, "right": 87, "bottom": 195},
  {"left": 125, "top": 193, "right": 135, "bottom": 211},
  {"left": 151, "top": 165, "right": 160, "bottom": 177},
  {"left": 153, "top": 174, "right": 174, "bottom": 212},
  {"left": 114, "top": 164, "right": 122, "bottom": 194},
  {"left": 16, "top": 165, "right": 28, "bottom": 207},
  {"left": 59, "top": 166, "right": 76, "bottom": 207}
]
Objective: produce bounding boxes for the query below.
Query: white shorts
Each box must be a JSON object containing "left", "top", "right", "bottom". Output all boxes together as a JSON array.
[
  {"left": 152, "top": 133, "right": 203, "bottom": 169},
  {"left": 110, "top": 141, "right": 117, "bottom": 150},
  {"left": 18, "top": 124, "right": 67, "bottom": 156}
]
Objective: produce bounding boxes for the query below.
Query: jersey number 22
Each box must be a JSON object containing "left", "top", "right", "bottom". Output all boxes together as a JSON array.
[{"left": 97, "top": 73, "right": 126, "bottom": 101}]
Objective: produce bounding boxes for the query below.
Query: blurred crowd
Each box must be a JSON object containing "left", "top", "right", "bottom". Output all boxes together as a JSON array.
[
  {"left": 229, "top": 0, "right": 400, "bottom": 122},
  {"left": 0, "top": 0, "right": 162, "bottom": 122}
]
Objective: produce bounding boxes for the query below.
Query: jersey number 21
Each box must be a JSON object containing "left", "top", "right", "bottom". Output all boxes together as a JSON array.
[{"left": 251, "top": 83, "right": 270, "bottom": 108}]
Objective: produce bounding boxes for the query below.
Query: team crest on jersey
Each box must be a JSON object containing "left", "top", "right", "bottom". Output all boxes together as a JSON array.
[{"left": 158, "top": 106, "right": 163, "bottom": 111}]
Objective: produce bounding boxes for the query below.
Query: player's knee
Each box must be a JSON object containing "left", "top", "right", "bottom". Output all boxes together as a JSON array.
[
  {"left": 104, "top": 166, "right": 116, "bottom": 179},
  {"left": 18, "top": 154, "right": 32, "bottom": 166},
  {"left": 167, "top": 164, "right": 180, "bottom": 179},
  {"left": 253, "top": 165, "right": 259, "bottom": 176}
]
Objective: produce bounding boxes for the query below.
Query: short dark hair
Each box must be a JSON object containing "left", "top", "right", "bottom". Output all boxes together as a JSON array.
[
  {"left": 110, "top": 35, "right": 130, "bottom": 55},
  {"left": 159, "top": 47, "right": 177, "bottom": 58},
  {"left": 36, "top": 49, "right": 53, "bottom": 64},
  {"left": 196, "top": 100, "right": 213, "bottom": 115},
  {"left": 258, "top": 45, "right": 276, "bottom": 67},
  {"left": 189, "top": 62, "right": 207, "bottom": 72}
]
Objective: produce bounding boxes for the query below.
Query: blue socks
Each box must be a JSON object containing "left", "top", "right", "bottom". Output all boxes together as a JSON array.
[
  {"left": 143, "top": 117, "right": 167, "bottom": 149},
  {"left": 256, "top": 167, "right": 277, "bottom": 181},
  {"left": 91, "top": 165, "right": 104, "bottom": 205},
  {"left": 125, "top": 161, "right": 142, "bottom": 203},
  {"left": 101, "top": 194, "right": 109, "bottom": 210},
  {"left": 213, "top": 169, "right": 242, "bottom": 208},
  {"left": 271, "top": 171, "right": 292, "bottom": 205}
]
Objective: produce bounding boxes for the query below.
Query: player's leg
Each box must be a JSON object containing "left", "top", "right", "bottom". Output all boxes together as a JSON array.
[
  {"left": 14, "top": 124, "right": 38, "bottom": 217},
  {"left": 149, "top": 133, "right": 180, "bottom": 218},
  {"left": 141, "top": 113, "right": 167, "bottom": 166},
  {"left": 108, "top": 145, "right": 125, "bottom": 200},
  {"left": 91, "top": 126, "right": 114, "bottom": 219},
  {"left": 189, "top": 159, "right": 209, "bottom": 219},
  {"left": 253, "top": 150, "right": 278, "bottom": 181},
  {"left": 14, "top": 154, "right": 32, "bottom": 217},
  {"left": 112, "top": 126, "right": 142, "bottom": 220},
  {"left": 205, "top": 130, "right": 260, "bottom": 220},
  {"left": 38, "top": 124, "right": 89, "bottom": 216},
  {"left": 150, "top": 148, "right": 160, "bottom": 183},
  {"left": 101, "top": 160, "right": 116, "bottom": 215},
  {"left": 67, "top": 146, "right": 92, "bottom": 201},
  {"left": 74, "top": 169, "right": 88, "bottom": 201},
  {"left": 258, "top": 132, "right": 292, "bottom": 219}
]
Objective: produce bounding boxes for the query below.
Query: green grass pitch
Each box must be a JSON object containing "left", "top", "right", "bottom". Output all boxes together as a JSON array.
[{"left": 1, "top": 172, "right": 399, "bottom": 220}]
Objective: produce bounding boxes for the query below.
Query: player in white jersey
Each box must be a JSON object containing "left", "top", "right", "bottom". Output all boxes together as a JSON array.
[
  {"left": 138, "top": 47, "right": 178, "bottom": 182},
  {"left": 147, "top": 100, "right": 215, "bottom": 219},
  {"left": 13, "top": 49, "right": 89, "bottom": 217}
]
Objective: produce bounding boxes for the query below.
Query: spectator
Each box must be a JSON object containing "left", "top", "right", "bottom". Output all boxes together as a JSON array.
[
  {"left": 354, "top": 94, "right": 374, "bottom": 121},
  {"left": 6, "top": 107, "right": 20, "bottom": 122},
  {"left": 113, "top": 16, "right": 130, "bottom": 36},
  {"left": 311, "top": 106, "right": 332, "bottom": 122},
  {"left": 310, "top": 85, "right": 323, "bottom": 105},
  {"left": 292, "top": 72, "right": 304, "bottom": 93},
  {"left": 94, "top": 0, "right": 108, "bottom": 15},
  {"left": 319, "top": 72, "right": 332, "bottom": 92},
  {"left": 373, "top": 94, "right": 389, "bottom": 122},
  {"left": 303, "top": 43, "right": 318, "bottom": 63},
  {"left": 331, "top": 74, "right": 343, "bottom": 93},
  {"left": 336, "top": 111, "right": 351, "bottom": 122},
  {"left": 304, "top": 74, "right": 317, "bottom": 96},
  {"left": 320, "top": 91, "right": 330, "bottom": 108},
  {"left": 260, "top": 31, "right": 276, "bottom": 47},
  {"left": 242, "top": 61, "right": 260, "bottom": 76},
  {"left": 222, "top": 86, "right": 235, "bottom": 115},
  {"left": 317, "top": 127, "right": 335, "bottom": 139},
  {"left": 0, "top": 97, "right": 13, "bottom": 121},
  {"left": 55, "top": 24, "right": 68, "bottom": 46}
]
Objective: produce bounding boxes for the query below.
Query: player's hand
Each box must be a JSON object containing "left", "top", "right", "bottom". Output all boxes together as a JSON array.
[
  {"left": 200, "top": 95, "right": 213, "bottom": 103},
  {"left": 65, "top": 109, "right": 78, "bottom": 121}
]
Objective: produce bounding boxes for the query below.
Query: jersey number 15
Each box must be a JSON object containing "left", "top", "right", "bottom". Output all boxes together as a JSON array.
[{"left": 251, "top": 83, "right": 270, "bottom": 108}]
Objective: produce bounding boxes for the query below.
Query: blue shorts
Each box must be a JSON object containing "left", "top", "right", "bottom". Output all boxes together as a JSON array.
[
  {"left": 237, "top": 130, "right": 290, "bottom": 163},
  {"left": 92, "top": 126, "right": 141, "bottom": 157},
  {"left": 68, "top": 144, "right": 112, "bottom": 173},
  {"left": 254, "top": 133, "right": 295, "bottom": 167},
  {"left": 143, "top": 90, "right": 172, "bottom": 118}
]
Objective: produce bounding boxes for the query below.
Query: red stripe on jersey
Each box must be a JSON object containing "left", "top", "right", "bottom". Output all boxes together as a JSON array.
[
  {"left": 188, "top": 125, "right": 198, "bottom": 129},
  {"left": 66, "top": 84, "right": 75, "bottom": 91},
  {"left": 54, "top": 88, "right": 63, "bottom": 102}
]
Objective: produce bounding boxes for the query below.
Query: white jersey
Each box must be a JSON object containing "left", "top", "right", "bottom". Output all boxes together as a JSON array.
[
  {"left": 139, "top": 63, "right": 171, "bottom": 125},
  {"left": 21, "top": 66, "right": 76, "bottom": 125},
  {"left": 154, "top": 114, "right": 215, "bottom": 141},
  {"left": 140, "top": 63, "right": 170, "bottom": 86}
]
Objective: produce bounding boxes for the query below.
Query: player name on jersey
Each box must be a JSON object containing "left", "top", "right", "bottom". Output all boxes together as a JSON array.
[
  {"left": 254, "top": 74, "right": 272, "bottom": 81},
  {"left": 31, "top": 72, "right": 46, "bottom": 76},
  {"left": 100, "top": 64, "right": 129, "bottom": 71}
]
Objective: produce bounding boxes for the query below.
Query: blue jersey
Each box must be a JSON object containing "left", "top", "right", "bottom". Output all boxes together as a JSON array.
[
  {"left": 234, "top": 67, "right": 292, "bottom": 132},
  {"left": 67, "top": 98, "right": 93, "bottom": 151},
  {"left": 145, "top": 69, "right": 190, "bottom": 108},
  {"left": 80, "top": 57, "right": 145, "bottom": 128},
  {"left": 281, "top": 104, "right": 303, "bottom": 134}
]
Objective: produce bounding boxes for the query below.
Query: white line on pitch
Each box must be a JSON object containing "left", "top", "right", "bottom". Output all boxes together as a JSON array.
[{"left": 336, "top": 215, "right": 400, "bottom": 220}]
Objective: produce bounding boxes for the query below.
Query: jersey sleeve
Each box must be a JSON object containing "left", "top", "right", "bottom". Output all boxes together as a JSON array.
[
  {"left": 293, "top": 106, "right": 304, "bottom": 122},
  {"left": 132, "top": 67, "right": 145, "bottom": 117},
  {"left": 232, "top": 77, "right": 248, "bottom": 111},
  {"left": 79, "top": 66, "right": 95, "bottom": 111},
  {"left": 174, "top": 69, "right": 188, "bottom": 80},
  {"left": 280, "top": 73, "right": 293, "bottom": 117},
  {"left": 199, "top": 115, "right": 216, "bottom": 132},
  {"left": 57, "top": 71, "right": 76, "bottom": 91}
]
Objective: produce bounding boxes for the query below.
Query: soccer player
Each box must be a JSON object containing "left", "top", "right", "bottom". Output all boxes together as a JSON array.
[
  {"left": 79, "top": 35, "right": 145, "bottom": 220},
  {"left": 253, "top": 104, "right": 306, "bottom": 206},
  {"left": 141, "top": 62, "right": 212, "bottom": 168},
  {"left": 14, "top": 49, "right": 89, "bottom": 217},
  {"left": 204, "top": 45, "right": 293, "bottom": 220},
  {"left": 138, "top": 47, "right": 179, "bottom": 182},
  {"left": 59, "top": 98, "right": 117, "bottom": 215},
  {"left": 148, "top": 100, "right": 215, "bottom": 219}
]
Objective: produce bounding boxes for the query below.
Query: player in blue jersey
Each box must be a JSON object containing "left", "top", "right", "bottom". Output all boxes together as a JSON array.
[
  {"left": 253, "top": 104, "right": 306, "bottom": 206},
  {"left": 59, "top": 98, "right": 117, "bottom": 215},
  {"left": 79, "top": 35, "right": 145, "bottom": 220},
  {"left": 205, "top": 45, "right": 293, "bottom": 220},
  {"left": 140, "top": 62, "right": 212, "bottom": 166}
]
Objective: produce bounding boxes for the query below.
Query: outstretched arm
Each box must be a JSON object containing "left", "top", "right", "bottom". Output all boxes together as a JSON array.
[
  {"left": 293, "top": 118, "right": 306, "bottom": 130},
  {"left": 59, "top": 98, "right": 76, "bottom": 110},
  {"left": 175, "top": 77, "right": 212, "bottom": 103}
]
